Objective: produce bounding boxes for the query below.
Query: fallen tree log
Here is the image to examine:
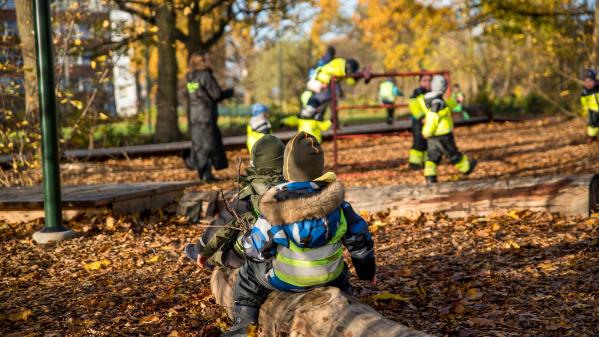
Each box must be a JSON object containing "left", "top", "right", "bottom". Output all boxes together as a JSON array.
[
  {"left": 346, "top": 174, "right": 598, "bottom": 218},
  {"left": 210, "top": 267, "right": 434, "bottom": 337}
]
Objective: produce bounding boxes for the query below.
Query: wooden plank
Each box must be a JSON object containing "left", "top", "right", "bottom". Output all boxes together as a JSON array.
[
  {"left": 345, "top": 174, "right": 598, "bottom": 218},
  {"left": 112, "top": 190, "right": 183, "bottom": 214},
  {"left": 0, "top": 181, "right": 198, "bottom": 210}
]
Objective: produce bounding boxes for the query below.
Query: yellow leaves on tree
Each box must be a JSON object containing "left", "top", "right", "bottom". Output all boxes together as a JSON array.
[
  {"left": 310, "top": 0, "right": 340, "bottom": 45},
  {"left": 354, "top": 0, "right": 454, "bottom": 70}
]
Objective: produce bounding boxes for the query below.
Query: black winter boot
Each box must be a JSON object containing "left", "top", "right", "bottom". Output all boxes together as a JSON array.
[
  {"left": 464, "top": 158, "right": 477, "bottom": 175},
  {"left": 426, "top": 176, "right": 438, "bottom": 184},
  {"left": 222, "top": 305, "right": 259, "bottom": 337},
  {"left": 200, "top": 169, "right": 218, "bottom": 182}
]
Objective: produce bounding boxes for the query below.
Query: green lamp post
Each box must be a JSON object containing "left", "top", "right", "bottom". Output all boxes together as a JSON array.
[{"left": 31, "top": 0, "right": 76, "bottom": 244}]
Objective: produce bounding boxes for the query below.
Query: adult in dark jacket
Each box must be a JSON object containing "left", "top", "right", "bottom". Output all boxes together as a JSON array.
[{"left": 185, "top": 51, "right": 234, "bottom": 181}]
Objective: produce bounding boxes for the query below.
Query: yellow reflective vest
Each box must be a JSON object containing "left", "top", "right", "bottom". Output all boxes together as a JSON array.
[
  {"left": 580, "top": 88, "right": 599, "bottom": 117},
  {"left": 422, "top": 98, "right": 454, "bottom": 138},
  {"left": 409, "top": 87, "right": 429, "bottom": 119},
  {"left": 281, "top": 115, "right": 332, "bottom": 143},
  {"left": 272, "top": 209, "right": 347, "bottom": 287},
  {"left": 313, "top": 58, "right": 356, "bottom": 86},
  {"left": 246, "top": 125, "right": 269, "bottom": 154},
  {"left": 379, "top": 81, "right": 397, "bottom": 102},
  {"left": 300, "top": 90, "right": 313, "bottom": 107}
]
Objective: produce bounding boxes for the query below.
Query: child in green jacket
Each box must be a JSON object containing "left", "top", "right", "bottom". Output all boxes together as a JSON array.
[{"left": 184, "top": 135, "right": 286, "bottom": 269}]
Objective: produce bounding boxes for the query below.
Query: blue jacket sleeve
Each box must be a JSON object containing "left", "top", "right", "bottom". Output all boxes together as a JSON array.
[
  {"left": 340, "top": 202, "right": 376, "bottom": 280},
  {"left": 239, "top": 217, "right": 278, "bottom": 261}
]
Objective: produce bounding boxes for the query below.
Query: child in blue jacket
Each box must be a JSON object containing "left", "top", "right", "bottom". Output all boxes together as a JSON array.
[{"left": 223, "top": 132, "right": 377, "bottom": 337}]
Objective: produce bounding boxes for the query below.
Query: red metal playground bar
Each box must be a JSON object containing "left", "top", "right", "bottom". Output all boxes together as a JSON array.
[{"left": 330, "top": 70, "right": 451, "bottom": 172}]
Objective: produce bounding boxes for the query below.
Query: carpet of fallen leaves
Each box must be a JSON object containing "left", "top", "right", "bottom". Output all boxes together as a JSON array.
[
  {"left": 1, "top": 209, "right": 597, "bottom": 336},
  {"left": 50, "top": 115, "right": 599, "bottom": 189}
]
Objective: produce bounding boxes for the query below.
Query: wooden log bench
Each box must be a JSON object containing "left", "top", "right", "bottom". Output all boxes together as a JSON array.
[
  {"left": 346, "top": 174, "right": 598, "bottom": 218},
  {"left": 211, "top": 268, "right": 434, "bottom": 337}
]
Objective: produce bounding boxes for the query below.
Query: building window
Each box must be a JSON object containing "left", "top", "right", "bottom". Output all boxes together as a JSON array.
[
  {"left": 2, "top": 21, "right": 18, "bottom": 37},
  {"left": 1, "top": 0, "right": 16, "bottom": 10}
]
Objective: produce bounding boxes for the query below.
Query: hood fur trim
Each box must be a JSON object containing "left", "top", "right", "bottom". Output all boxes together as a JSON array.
[{"left": 259, "top": 181, "right": 345, "bottom": 225}]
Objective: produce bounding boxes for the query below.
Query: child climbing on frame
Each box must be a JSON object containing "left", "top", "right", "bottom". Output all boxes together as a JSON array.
[{"left": 283, "top": 57, "right": 363, "bottom": 142}]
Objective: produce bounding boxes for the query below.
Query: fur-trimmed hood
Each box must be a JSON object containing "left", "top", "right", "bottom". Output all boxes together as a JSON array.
[{"left": 259, "top": 181, "right": 345, "bottom": 225}]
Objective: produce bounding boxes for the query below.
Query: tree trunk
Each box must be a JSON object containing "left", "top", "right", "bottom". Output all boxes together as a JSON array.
[
  {"left": 210, "top": 268, "right": 434, "bottom": 337},
  {"left": 594, "top": 0, "right": 599, "bottom": 65},
  {"left": 154, "top": 0, "right": 180, "bottom": 143},
  {"left": 15, "top": 0, "right": 39, "bottom": 120},
  {"left": 345, "top": 174, "right": 598, "bottom": 219},
  {"left": 186, "top": 0, "right": 203, "bottom": 55}
]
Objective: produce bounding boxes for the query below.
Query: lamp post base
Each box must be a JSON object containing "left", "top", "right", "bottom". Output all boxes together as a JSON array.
[{"left": 32, "top": 229, "right": 77, "bottom": 244}]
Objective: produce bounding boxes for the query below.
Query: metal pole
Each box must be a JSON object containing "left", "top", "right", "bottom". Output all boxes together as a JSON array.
[
  {"left": 331, "top": 77, "right": 338, "bottom": 173},
  {"left": 32, "top": 0, "right": 74, "bottom": 242}
]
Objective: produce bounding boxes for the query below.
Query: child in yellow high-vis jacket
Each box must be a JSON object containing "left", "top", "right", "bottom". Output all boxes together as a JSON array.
[
  {"left": 283, "top": 58, "right": 361, "bottom": 142},
  {"left": 422, "top": 75, "right": 477, "bottom": 184},
  {"left": 378, "top": 77, "right": 403, "bottom": 125},
  {"left": 246, "top": 104, "right": 272, "bottom": 154},
  {"left": 408, "top": 73, "right": 432, "bottom": 170},
  {"left": 580, "top": 69, "right": 599, "bottom": 142}
]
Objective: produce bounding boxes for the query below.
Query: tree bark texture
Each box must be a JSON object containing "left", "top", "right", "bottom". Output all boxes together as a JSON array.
[
  {"left": 210, "top": 267, "right": 435, "bottom": 337},
  {"left": 15, "top": 0, "right": 39, "bottom": 120},
  {"left": 154, "top": 0, "right": 181, "bottom": 143}
]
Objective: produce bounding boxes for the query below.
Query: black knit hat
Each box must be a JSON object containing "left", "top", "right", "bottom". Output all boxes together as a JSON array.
[
  {"left": 583, "top": 69, "right": 597, "bottom": 81},
  {"left": 251, "top": 135, "right": 285, "bottom": 169},
  {"left": 283, "top": 132, "right": 324, "bottom": 181}
]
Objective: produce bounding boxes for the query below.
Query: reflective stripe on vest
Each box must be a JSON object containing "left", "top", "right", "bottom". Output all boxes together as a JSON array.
[
  {"left": 273, "top": 208, "right": 347, "bottom": 287},
  {"left": 187, "top": 82, "right": 199, "bottom": 93}
]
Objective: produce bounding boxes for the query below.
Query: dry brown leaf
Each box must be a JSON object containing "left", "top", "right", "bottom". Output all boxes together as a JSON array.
[
  {"left": 140, "top": 314, "right": 160, "bottom": 324},
  {"left": 451, "top": 301, "right": 466, "bottom": 315},
  {"left": 468, "top": 317, "right": 495, "bottom": 327},
  {"left": 465, "top": 288, "right": 483, "bottom": 301},
  {"left": 8, "top": 309, "right": 32, "bottom": 322}
]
